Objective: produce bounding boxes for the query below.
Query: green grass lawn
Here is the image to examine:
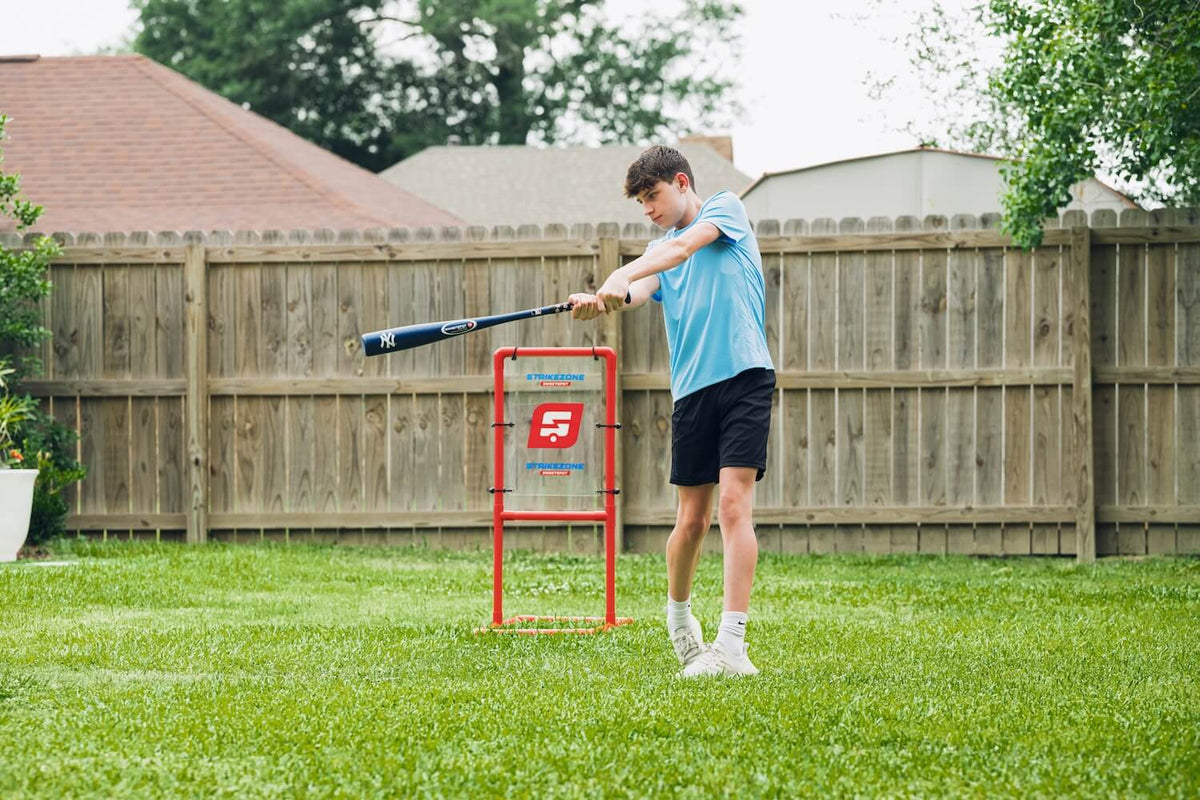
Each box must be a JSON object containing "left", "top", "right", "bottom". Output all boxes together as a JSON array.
[{"left": 1, "top": 541, "right": 1197, "bottom": 798}]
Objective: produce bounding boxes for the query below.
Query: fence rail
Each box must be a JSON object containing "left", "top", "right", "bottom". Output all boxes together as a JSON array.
[{"left": 9, "top": 207, "right": 1200, "bottom": 559}]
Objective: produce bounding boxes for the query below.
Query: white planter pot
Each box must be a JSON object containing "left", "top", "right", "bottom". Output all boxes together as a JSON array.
[{"left": 0, "top": 469, "right": 38, "bottom": 562}]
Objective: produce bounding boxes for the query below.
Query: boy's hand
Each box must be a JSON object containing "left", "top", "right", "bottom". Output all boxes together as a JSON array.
[
  {"left": 568, "top": 293, "right": 604, "bottom": 321},
  {"left": 597, "top": 272, "right": 631, "bottom": 313}
]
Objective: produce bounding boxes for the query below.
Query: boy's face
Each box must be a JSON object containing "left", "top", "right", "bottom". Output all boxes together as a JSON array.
[{"left": 635, "top": 175, "right": 689, "bottom": 230}]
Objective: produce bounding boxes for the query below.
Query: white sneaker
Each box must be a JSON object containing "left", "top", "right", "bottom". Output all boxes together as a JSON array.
[
  {"left": 669, "top": 615, "right": 705, "bottom": 667},
  {"left": 678, "top": 641, "right": 759, "bottom": 678}
]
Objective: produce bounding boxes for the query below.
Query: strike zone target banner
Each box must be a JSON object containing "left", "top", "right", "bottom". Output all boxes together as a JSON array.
[{"left": 502, "top": 356, "right": 606, "bottom": 505}]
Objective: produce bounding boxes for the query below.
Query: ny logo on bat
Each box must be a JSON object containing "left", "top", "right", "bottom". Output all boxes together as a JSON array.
[
  {"left": 527, "top": 403, "right": 585, "bottom": 449},
  {"left": 379, "top": 332, "right": 396, "bottom": 349}
]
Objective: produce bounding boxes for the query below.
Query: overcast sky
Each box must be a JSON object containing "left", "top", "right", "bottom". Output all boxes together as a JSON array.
[{"left": 0, "top": 0, "right": 976, "bottom": 179}]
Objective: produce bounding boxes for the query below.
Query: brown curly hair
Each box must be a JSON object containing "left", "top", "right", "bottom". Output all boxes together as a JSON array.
[{"left": 624, "top": 145, "right": 696, "bottom": 199}]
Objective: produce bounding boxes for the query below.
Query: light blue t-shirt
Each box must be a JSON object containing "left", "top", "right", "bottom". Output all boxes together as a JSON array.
[{"left": 649, "top": 190, "right": 774, "bottom": 400}]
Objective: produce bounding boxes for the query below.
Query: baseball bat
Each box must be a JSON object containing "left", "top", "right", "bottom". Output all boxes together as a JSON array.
[{"left": 361, "top": 293, "right": 631, "bottom": 357}]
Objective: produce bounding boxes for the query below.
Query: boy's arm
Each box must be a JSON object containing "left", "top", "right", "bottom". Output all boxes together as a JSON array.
[{"left": 595, "top": 222, "right": 721, "bottom": 312}]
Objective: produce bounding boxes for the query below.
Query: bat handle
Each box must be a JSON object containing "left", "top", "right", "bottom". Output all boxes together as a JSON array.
[{"left": 565, "top": 292, "right": 632, "bottom": 309}]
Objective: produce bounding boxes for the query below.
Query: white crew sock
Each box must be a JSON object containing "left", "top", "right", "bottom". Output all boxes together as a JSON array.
[
  {"left": 666, "top": 595, "right": 692, "bottom": 633},
  {"left": 715, "top": 611, "right": 748, "bottom": 655}
]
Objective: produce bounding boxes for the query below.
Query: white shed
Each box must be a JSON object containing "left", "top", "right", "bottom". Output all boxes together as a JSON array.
[{"left": 740, "top": 147, "right": 1136, "bottom": 222}]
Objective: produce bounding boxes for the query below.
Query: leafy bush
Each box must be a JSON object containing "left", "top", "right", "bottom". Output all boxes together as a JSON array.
[{"left": 16, "top": 406, "right": 85, "bottom": 546}]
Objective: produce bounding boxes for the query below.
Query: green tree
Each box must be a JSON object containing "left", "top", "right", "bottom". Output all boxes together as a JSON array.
[
  {"left": 132, "top": 0, "right": 743, "bottom": 172},
  {"left": 890, "top": 0, "right": 1199, "bottom": 247}
]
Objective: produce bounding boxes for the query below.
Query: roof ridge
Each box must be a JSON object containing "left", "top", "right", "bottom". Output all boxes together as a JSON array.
[{"left": 131, "top": 56, "right": 395, "bottom": 228}]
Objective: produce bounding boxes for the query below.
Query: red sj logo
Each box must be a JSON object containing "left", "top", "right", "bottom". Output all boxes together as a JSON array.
[{"left": 527, "top": 403, "right": 585, "bottom": 449}]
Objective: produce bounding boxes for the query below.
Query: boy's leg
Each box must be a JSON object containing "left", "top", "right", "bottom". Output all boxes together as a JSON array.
[
  {"left": 665, "top": 483, "right": 713, "bottom": 666},
  {"left": 716, "top": 466, "right": 758, "bottom": 613},
  {"left": 678, "top": 464, "right": 761, "bottom": 677},
  {"left": 666, "top": 483, "right": 715, "bottom": 603}
]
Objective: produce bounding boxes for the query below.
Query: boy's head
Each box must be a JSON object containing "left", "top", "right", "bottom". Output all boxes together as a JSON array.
[{"left": 624, "top": 145, "right": 697, "bottom": 230}]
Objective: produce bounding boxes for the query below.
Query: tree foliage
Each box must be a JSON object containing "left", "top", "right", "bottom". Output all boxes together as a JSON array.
[
  {"left": 899, "top": 0, "right": 1199, "bottom": 247},
  {"left": 132, "top": 0, "right": 743, "bottom": 172}
]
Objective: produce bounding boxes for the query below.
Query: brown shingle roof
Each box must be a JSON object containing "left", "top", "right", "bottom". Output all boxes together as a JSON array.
[
  {"left": 380, "top": 143, "right": 755, "bottom": 227},
  {"left": 0, "top": 54, "right": 462, "bottom": 233}
]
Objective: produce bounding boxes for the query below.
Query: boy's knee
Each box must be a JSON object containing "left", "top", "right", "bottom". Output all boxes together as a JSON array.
[
  {"left": 717, "top": 493, "right": 752, "bottom": 530},
  {"left": 674, "top": 511, "right": 710, "bottom": 540}
]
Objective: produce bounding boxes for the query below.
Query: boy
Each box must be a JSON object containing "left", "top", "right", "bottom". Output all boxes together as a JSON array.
[{"left": 568, "top": 145, "right": 775, "bottom": 678}]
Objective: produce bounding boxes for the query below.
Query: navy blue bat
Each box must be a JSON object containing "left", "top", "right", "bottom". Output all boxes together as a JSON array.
[{"left": 361, "top": 294, "right": 630, "bottom": 356}]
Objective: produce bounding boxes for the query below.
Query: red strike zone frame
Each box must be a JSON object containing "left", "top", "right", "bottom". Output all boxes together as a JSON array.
[{"left": 477, "top": 346, "right": 634, "bottom": 635}]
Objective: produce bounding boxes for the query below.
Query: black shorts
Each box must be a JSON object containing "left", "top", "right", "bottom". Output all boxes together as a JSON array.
[{"left": 670, "top": 368, "right": 776, "bottom": 485}]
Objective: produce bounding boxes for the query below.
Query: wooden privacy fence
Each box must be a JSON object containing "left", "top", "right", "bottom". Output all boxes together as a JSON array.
[{"left": 9, "top": 208, "right": 1200, "bottom": 560}]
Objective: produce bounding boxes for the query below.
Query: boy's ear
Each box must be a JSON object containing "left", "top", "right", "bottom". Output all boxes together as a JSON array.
[{"left": 676, "top": 172, "right": 690, "bottom": 192}]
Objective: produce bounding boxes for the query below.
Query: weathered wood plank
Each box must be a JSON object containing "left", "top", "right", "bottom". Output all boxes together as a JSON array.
[
  {"left": 312, "top": 397, "right": 339, "bottom": 511},
  {"left": 947, "top": 388, "right": 974, "bottom": 505},
  {"left": 977, "top": 248, "right": 1005, "bottom": 368},
  {"left": 339, "top": 394, "right": 364, "bottom": 512},
  {"left": 260, "top": 263, "right": 287, "bottom": 378},
  {"left": 102, "top": 265, "right": 130, "bottom": 379},
  {"left": 337, "top": 263, "right": 363, "bottom": 378},
  {"left": 893, "top": 388, "right": 919, "bottom": 505},
  {"left": 894, "top": 217, "right": 920, "bottom": 370},
  {"left": 1091, "top": 242, "right": 1117, "bottom": 368},
  {"left": 838, "top": 219, "right": 865, "bottom": 370},
  {"left": 128, "top": 265, "right": 155, "bottom": 381},
  {"left": 921, "top": 388, "right": 947, "bottom": 505},
  {"left": 234, "top": 263, "right": 261, "bottom": 377},
  {"left": 101, "top": 397, "right": 130, "bottom": 513},
  {"left": 781, "top": 250, "right": 809, "bottom": 371},
  {"left": 50, "top": 265, "right": 79, "bottom": 379},
  {"left": 976, "top": 388, "right": 1003, "bottom": 506},
  {"left": 810, "top": 389, "right": 836, "bottom": 505},
  {"left": 156, "top": 265, "right": 183, "bottom": 381},
  {"left": 810, "top": 220, "right": 838, "bottom": 370},
  {"left": 1004, "top": 387, "right": 1031, "bottom": 505},
  {"left": 764, "top": 250, "right": 782, "bottom": 368},
  {"left": 839, "top": 389, "right": 864, "bottom": 506},
  {"left": 864, "top": 389, "right": 891, "bottom": 506},
  {"left": 440, "top": 393, "right": 466, "bottom": 512},
  {"left": 1032, "top": 386, "right": 1061, "bottom": 505},
  {"left": 865, "top": 217, "right": 894, "bottom": 370},
  {"left": 412, "top": 394, "right": 439, "bottom": 511},
  {"left": 1033, "top": 246, "right": 1061, "bottom": 368},
  {"left": 130, "top": 398, "right": 156, "bottom": 513},
  {"left": 310, "top": 265, "right": 339, "bottom": 377},
  {"left": 235, "top": 396, "right": 263, "bottom": 515},
  {"left": 783, "top": 390, "right": 809, "bottom": 507},
  {"left": 287, "top": 396, "right": 314, "bottom": 513},
  {"left": 261, "top": 396, "right": 286, "bottom": 514},
  {"left": 148, "top": 396, "right": 181, "bottom": 517}
]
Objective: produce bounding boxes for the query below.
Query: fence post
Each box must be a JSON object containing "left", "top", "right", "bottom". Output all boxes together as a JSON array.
[
  {"left": 1069, "top": 225, "right": 1096, "bottom": 562},
  {"left": 598, "top": 231, "right": 624, "bottom": 553},
  {"left": 184, "top": 242, "right": 209, "bottom": 543}
]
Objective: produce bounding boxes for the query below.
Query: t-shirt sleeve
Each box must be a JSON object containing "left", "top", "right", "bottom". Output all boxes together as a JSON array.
[{"left": 695, "top": 191, "right": 751, "bottom": 244}]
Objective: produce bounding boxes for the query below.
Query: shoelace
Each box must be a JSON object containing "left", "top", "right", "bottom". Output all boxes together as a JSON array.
[{"left": 671, "top": 630, "right": 702, "bottom": 660}]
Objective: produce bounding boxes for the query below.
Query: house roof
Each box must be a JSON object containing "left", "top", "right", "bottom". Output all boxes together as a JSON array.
[
  {"left": 379, "top": 142, "right": 756, "bottom": 227},
  {"left": 739, "top": 145, "right": 1137, "bottom": 208},
  {"left": 0, "top": 54, "right": 462, "bottom": 233}
]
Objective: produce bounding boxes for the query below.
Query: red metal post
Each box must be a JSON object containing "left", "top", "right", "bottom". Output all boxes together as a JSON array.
[{"left": 492, "top": 349, "right": 507, "bottom": 626}]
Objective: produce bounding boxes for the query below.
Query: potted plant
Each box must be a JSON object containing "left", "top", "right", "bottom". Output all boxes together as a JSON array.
[{"left": 0, "top": 359, "right": 38, "bottom": 561}]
